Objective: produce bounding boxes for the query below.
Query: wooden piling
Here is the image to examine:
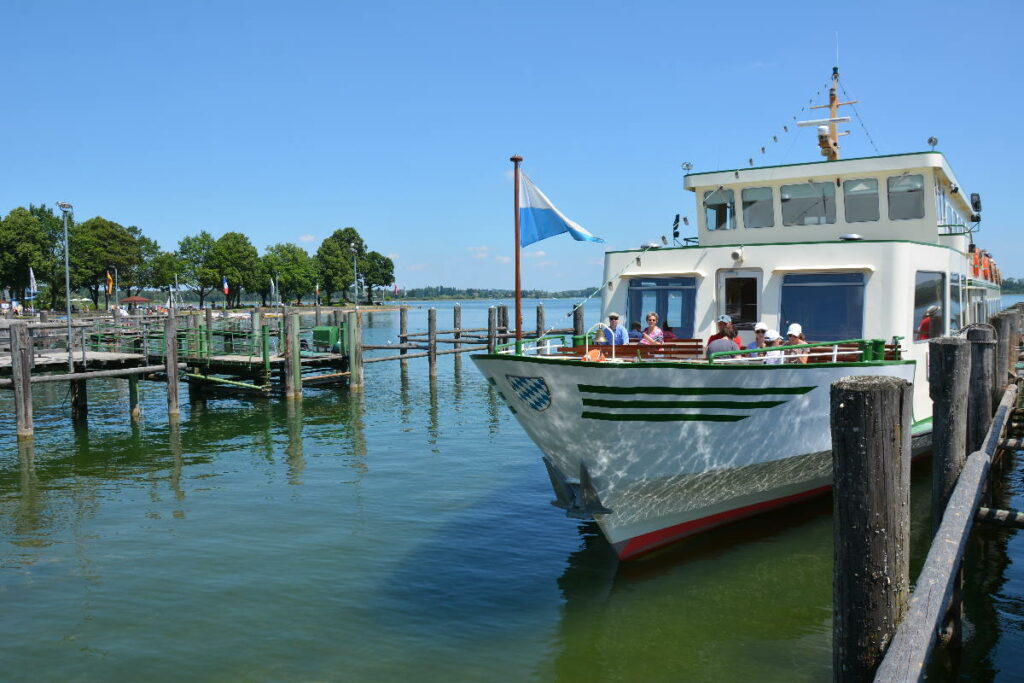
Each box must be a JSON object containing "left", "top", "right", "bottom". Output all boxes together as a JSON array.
[
  {"left": 399, "top": 307, "right": 409, "bottom": 367},
  {"left": 129, "top": 375, "right": 141, "bottom": 422},
  {"left": 165, "top": 316, "right": 180, "bottom": 417},
  {"left": 71, "top": 378, "right": 88, "bottom": 420},
  {"left": 346, "top": 311, "right": 363, "bottom": 390},
  {"left": 487, "top": 306, "right": 497, "bottom": 353},
  {"left": 831, "top": 375, "right": 912, "bottom": 682},
  {"left": 284, "top": 312, "right": 301, "bottom": 399},
  {"left": 453, "top": 304, "right": 461, "bottom": 350},
  {"left": 536, "top": 303, "right": 545, "bottom": 340},
  {"left": 428, "top": 307, "right": 437, "bottom": 377},
  {"left": 205, "top": 308, "right": 214, "bottom": 357},
  {"left": 930, "top": 337, "right": 970, "bottom": 528},
  {"left": 11, "top": 323, "right": 34, "bottom": 439},
  {"left": 967, "top": 327, "right": 996, "bottom": 453},
  {"left": 573, "top": 305, "right": 585, "bottom": 338},
  {"left": 498, "top": 305, "right": 508, "bottom": 336},
  {"left": 315, "top": 301, "right": 322, "bottom": 326},
  {"left": 39, "top": 311, "right": 48, "bottom": 323}
]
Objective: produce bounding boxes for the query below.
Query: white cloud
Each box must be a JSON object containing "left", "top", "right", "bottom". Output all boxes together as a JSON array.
[
  {"left": 407, "top": 263, "right": 428, "bottom": 271},
  {"left": 523, "top": 250, "right": 546, "bottom": 259},
  {"left": 495, "top": 255, "right": 511, "bottom": 264},
  {"left": 468, "top": 245, "right": 490, "bottom": 259},
  {"left": 537, "top": 261, "right": 556, "bottom": 267},
  {"left": 298, "top": 234, "right": 315, "bottom": 243},
  {"left": 387, "top": 253, "right": 400, "bottom": 260}
]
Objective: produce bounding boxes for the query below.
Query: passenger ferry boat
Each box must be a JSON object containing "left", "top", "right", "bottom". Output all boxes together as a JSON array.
[{"left": 471, "top": 68, "right": 1003, "bottom": 560}]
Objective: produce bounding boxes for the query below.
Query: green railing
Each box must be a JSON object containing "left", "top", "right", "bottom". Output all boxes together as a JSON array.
[
  {"left": 709, "top": 338, "right": 898, "bottom": 364},
  {"left": 496, "top": 335, "right": 568, "bottom": 355}
]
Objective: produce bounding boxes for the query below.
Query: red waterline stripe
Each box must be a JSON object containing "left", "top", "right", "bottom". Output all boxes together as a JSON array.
[{"left": 616, "top": 485, "right": 832, "bottom": 560}]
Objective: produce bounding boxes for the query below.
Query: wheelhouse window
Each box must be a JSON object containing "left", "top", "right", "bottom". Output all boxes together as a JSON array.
[
  {"left": 627, "top": 277, "right": 697, "bottom": 338},
  {"left": 704, "top": 188, "right": 736, "bottom": 231},
  {"left": 781, "top": 182, "right": 836, "bottom": 226},
  {"left": 914, "top": 271, "right": 946, "bottom": 341},
  {"left": 780, "top": 272, "right": 864, "bottom": 341},
  {"left": 843, "top": 178, "right": 879, "bottom": 223},
  {"left": 888, "top": 174, "right": 925, "bottom": 220},
  {"left": 741, "top": 187, "right": 774, "bottom": 228}
]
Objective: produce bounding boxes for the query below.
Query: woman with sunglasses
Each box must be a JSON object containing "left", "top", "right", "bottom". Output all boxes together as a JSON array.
[{"left": 640, "top": 311, "right": 664, "bottom": 345}]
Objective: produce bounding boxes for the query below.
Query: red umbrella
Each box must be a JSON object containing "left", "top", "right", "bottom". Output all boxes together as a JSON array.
[{"left": 119, "top": 295, "right": 152, "bottom": 304}]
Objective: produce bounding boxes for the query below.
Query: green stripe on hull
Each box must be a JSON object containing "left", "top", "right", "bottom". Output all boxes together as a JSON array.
[
  {"left": 582, "top": 411, "right": 748, "bottom": 422},
  {"left": 582, "top": 398, "right": 788, "bottom": 409},
  {"left": 578, "top": 384, "right": 815, "bottom": 396}
]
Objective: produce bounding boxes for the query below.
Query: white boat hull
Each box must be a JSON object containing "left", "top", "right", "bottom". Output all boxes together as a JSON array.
[{"left": 471, "top": 354, "right": 922, "bottom": 559}]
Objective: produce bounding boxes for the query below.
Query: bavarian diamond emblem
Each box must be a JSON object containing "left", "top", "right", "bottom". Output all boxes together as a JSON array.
[{"left": 506, "top": 375, "right": 551, "bottom": 411}]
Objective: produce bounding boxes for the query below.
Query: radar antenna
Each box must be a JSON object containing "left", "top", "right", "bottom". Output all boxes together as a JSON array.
[{"left": 796, "top": 67, "right": 858, "bottom": 161}]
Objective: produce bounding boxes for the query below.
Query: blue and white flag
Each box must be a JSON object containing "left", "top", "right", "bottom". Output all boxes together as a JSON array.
[
  {"left": 27, "top": 267, "right": 37, "bottom": 300},
  {"left": 519, "top": 173, "right": 603, "bottom": 247}
]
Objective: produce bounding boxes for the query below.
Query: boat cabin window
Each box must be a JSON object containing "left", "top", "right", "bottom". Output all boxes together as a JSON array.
[
  {"left": 704, "top": 188, "right": 736, "bottom": 230},
  {"left": 913, "top": 271, "right": 946, "bottom": 341},
  {"left": 843, "top": 178, "right": 879, "bottom": 223},
  {"left": 780, "top": 272, "right": 864, "bottom": 341},
  {"left": 780, "top": 182, "right": 836, "bottom": 226},
  {"left": 627, "top": 277, "right": 697, "bottom": 338},
  {"left": 741, "top": 187, "right": 774, "bottom": 228},
  {"left": 888, "top": 174, "right": 925, "bottom": 220}
]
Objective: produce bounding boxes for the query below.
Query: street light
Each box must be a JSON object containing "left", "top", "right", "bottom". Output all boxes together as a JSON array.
[
  {"left": 350, "top": 244, "right": 359, "bottom": 312},
  {"left": 56, "top": 201, "right": 74, "bottom": 372}
]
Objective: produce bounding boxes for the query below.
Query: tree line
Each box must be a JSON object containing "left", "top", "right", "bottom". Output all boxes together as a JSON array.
[
  {"left": 395, "top": 286, "right": 591, "bottom": 300},
  {"left": 0, "top": 205, "right": 394, "bottom": 308}
]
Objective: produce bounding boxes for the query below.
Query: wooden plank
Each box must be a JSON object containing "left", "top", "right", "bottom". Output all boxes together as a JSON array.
[{"left": 831, "top": 375, "right": 912, "bottom": 682}]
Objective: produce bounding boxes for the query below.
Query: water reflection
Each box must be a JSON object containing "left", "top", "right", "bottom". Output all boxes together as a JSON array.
[{"left": 286, "top": 400, "right": 305, "bottom": 485}]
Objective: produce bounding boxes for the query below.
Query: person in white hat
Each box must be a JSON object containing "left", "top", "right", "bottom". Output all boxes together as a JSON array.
[
  {"left": 785, "top": 322, "right": 808, "bottom": 364},
  {"left": 763, "top": 329, "right": 785, "bottom": 365},
  {"left": 748, "top": 321, "right": 769, "bottom": 351},
  {"left": 917, "top": 305, "right": 940, "bottom": 340}
]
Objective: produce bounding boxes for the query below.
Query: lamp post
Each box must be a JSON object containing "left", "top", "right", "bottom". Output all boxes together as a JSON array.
[
  {"left": 351, "top": 245, "right": 359, "bottom": 312},
  {"left": 57, "top": 201, "right": 74, "bottom": 371}
]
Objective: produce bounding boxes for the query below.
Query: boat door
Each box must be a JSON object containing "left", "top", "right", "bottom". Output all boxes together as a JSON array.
[{"left": 717, "top": 269, "right": 762, "bottom": 347}]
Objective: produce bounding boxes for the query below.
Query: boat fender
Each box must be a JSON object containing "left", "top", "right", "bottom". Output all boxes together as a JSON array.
[{"left": 583, "top": 349, "right": 606, "bottom": 362}]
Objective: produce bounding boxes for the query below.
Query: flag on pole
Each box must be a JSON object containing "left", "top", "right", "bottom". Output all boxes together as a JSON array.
[
  {"left": 315, "top": 282, "right": 320, "bottom": 297},
  {"left": 27, "top": 267, "right": 37, "bottom": 299},
  {"left": 269, "top": 278, "right": 275, "bottom": 297},
  {"left": 106, "top": 270, "right": 114, "bottom": 295},
  {"left": 222, "top": 276, "right": 229, "bottom": 295},
  {"left": 519, "top": 173, "right": 603, "bottom": 247},
  {"left": 393, "top": 283, "right": 398, "bottom": 296}
]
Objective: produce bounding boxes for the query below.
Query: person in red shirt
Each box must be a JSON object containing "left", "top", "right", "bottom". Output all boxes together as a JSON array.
[{"left": 707, "top": 314, "right": 738, "bottom": 346}]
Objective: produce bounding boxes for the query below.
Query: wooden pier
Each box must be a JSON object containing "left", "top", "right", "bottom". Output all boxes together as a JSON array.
[{"left": 831, "top": 305, "right": 1024, "bottom": 682}]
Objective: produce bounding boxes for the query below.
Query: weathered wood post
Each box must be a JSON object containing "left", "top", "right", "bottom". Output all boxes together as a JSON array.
[
  {"left": 129, "top": 375, "right": 141, "bottom": 422},
  {"left": 573, "top": 305, "right": 585, "bottom": 341},
  {"left": 536, "top": 303, "right": 545, "bottom": 339},
  {"left": 250, "top": 310, "right": 261, "bottom": 356},
  {"left": 205, "top": 307, "right": 214, "bottom": 358},
  {"left": 315, "top": 300, "right": 322, "bottom": 326},
  {"left": 332, "top": 309, "right": 344, "bottom": 328},
  {"left": 399, "top": 307, "right": 409, "bottom": 368},
  {"left": 990, "top": 312, "right": 1011, "bottom": 393},
  {"left": 929, "top": 337, "right": 970, "bottom": 528},
  {"left": 165, "top": 316, "right": 180, "bottom": 417},
  {"left": 428, "top": 307, "right": 437, "bottom": 377},
  {"left": 284, "top": 312, "right": 302, "bottom": 399},
  {"left": 831, "top": 375, "right": 912, "bottom": 682},
  {"left": 967, "top": 327, "right": 996, "bottom": 453},
  {"left": 11, "top": 323, "right": 34, "bottom": 439},
  {"left": 453, "top": 303, "right": 461, "bottom": 351},
  {"left": 498, "top": 305, "right": 508, "bottom": 338},
  {"left": 346, "top": 310, "right": 363, "bottom": 390},
  {"left": 487, "top": 306, "right": 497, "bottom": 353},
  {"left": 39, "top": 311, "right": 48, "bottom": 323},
  {"left": 71, "top": 376, "right": 88, "bottom": 420}
]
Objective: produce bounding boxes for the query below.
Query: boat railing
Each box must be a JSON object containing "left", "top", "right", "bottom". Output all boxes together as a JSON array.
[
  {"left": 495, "top": 335, "right": 568, "bottom": 356},
  {"left": 708, "top": 338, "right": 893, "bottom": 364}
]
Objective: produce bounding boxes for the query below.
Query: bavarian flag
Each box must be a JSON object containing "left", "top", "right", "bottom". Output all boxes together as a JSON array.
[{"left": 519, "top": 172, "right": 603, "bottom": 247}]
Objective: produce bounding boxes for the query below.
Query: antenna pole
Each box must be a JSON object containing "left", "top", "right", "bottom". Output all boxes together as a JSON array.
[{"left": 828, "top": 67, "right": 840, "bottom": 160}]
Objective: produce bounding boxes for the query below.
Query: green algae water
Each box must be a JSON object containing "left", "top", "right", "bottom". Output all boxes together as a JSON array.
[{"left": 2, "top": 300, "right": 1022, "bottom": 681}]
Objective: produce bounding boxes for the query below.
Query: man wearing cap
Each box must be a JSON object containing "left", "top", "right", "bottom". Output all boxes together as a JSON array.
[
  {"left": 707, "top": 314, "right": 738, "bottom": 347},
  {"left": 763, "top": 329, "right": 785, "bottom": 364},
  {"left": 598, "top": 312, "right": 630, "bottom": 347}
]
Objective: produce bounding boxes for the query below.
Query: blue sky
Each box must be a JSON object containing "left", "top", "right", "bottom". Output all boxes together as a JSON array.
[{"left": 4, "top": 0, "right": 1021, "bottom": 290}]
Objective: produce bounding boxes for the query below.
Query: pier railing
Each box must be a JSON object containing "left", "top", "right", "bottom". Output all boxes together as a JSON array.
[{"left": 709, "top": 338, "right": 900, "bottom": 364}]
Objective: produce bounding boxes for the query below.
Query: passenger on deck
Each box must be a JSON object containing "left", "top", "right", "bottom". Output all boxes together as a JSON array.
[
  {"left": 640, "top": 312, "right": 664, "bottom": 345},
  {"left": 628, "top": 322, "right": 642, "bottom": 341},
  {"left": 748, "top": 322, "right": 769, "bottom": 351},
  {"left": 785, "top": 323, "right": 809, "bottom": 364},
  {"left": 597, "top": 312, "right": 630, "bottom": 347},
  {"left": 707, "top": 314, "right": 733, "bottom": 346},
  {"left": 763, "top": 330, "right": 785, "bottom": 364},
  {"left": 918, "top": 305, "right": 940, "bottom": 340},
  {"left": 662, "top": 325, "right": 678, "bottom": 341},
  {"left": 706, "top": 328, "right": 740, "bottom": 358}
]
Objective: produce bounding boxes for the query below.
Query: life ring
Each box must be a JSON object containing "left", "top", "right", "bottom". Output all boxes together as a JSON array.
[{"left": 583, "top": 349, "right": 606, "bottom": 362}]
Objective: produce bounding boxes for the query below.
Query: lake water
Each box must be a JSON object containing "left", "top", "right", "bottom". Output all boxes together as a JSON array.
[{"left": 1, "top": 298, "right": 1022, "bottom": 681}]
